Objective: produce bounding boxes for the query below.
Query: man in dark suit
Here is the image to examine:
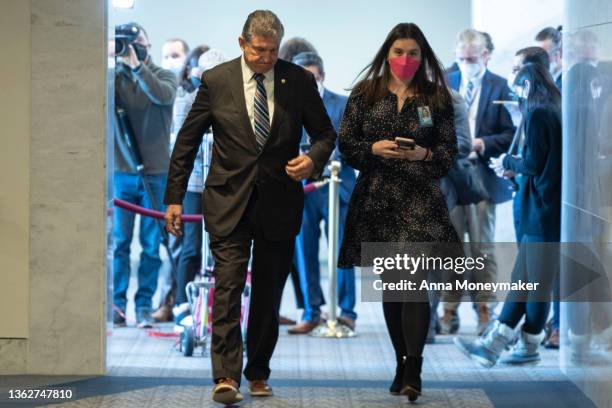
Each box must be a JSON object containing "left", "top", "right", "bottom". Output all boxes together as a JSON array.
[
  {"left": 287, "top": 52, "right": 358, "bottom": 334},
  {"left": 442, "top": 29, "right": 515, "bottom": 336},
  {"left": 163, "top": 10, "right": 336, "bottom": 405}
]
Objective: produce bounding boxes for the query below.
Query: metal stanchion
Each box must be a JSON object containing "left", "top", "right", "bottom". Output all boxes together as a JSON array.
[{"left": 310, "top": 160, "right": 356, "bottom": 338}]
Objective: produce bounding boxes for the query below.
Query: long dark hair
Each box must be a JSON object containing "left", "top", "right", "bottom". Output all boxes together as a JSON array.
[
  {"left": 513, "top": 63, "right": 561, "bottom": 114},
  {"left": 180, "top": 45, "right": 210, "bottom": 92},
  {"left": 352, "top": 23, "right": 451, "bottom": 108}
]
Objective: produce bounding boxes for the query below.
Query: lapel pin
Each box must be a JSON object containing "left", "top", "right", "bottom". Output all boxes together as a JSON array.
[{"left": 281, "top": 78, "right": 286, "bottom": 84}]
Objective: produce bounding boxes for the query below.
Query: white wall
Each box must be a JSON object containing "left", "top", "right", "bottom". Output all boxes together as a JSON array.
[
  {"left": 112, "top": 0, "right": 471, "bottom": 95},
  {"left": 472, "top": 0, "right": 563, "bottom": 80}
]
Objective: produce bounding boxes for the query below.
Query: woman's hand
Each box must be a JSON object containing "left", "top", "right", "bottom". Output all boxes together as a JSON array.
[
  {"left": 395, "top": 145, "right": 428, "bottom": 161},
  {"left": 372, "top": 140, "right": 428, "bottom": 161},
  {"left": 372, "top": 140, "right": 403, "bottom": 159},
  {"left": 489, "top": 154, "right": 507, "bottom": 178}
]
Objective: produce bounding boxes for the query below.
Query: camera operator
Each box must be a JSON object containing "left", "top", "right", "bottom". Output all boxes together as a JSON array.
[{"left": 110, "top": 22, "right": 178, "bottom": 328}]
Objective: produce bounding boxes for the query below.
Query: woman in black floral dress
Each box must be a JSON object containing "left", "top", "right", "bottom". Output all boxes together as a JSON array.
[{"left": 338, "top": 23, "right": 459, "bottom": 402}]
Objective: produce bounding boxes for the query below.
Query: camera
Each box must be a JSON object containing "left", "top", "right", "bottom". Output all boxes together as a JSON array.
[{"left": 115, "top": 23, "right": 147, "bottom": 61}]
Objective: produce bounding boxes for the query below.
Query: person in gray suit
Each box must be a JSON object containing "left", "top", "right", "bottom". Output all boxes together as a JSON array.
[{"left": 164, "top": 10, "right": 336, "bottom": 405}]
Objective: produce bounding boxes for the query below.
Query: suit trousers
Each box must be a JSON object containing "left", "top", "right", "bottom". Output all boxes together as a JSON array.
[
  {"left": 208, "top": 188, "right": 295, "bottom": 384},
  {"left": 442, "top": 200, "right": 498, "bottom": 309}
]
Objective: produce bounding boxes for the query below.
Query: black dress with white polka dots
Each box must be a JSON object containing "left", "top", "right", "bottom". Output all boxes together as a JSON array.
[{"left": 337, "top": 90, "right": 460, "bottom": 268}]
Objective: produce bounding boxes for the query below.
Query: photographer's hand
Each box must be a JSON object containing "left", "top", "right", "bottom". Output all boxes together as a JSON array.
[
  {"left": 122, "top": 44, "right": 141, "bottom": 70},
  {"left": 165, "top": 204, "right": 183, "bottom": 237}
]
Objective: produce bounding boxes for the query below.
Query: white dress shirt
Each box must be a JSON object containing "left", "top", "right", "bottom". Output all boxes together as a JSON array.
[{"left": 241, "top": 55, "right": 275, "bottom": 133}]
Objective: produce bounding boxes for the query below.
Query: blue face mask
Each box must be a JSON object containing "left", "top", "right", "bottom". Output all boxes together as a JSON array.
[{"left": 512, "top": 84, "right": 529, "bottom": 101}]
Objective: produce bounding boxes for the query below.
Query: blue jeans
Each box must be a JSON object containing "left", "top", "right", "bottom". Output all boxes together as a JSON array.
[
  {"left": 113, "top": 172, "right": 167, "bottom": 310},
  {"left": 175, "top": 191, "right": 203, "bottom": 305},
  {"left": 294, "top": 185, "right": 357, "bottom": 322}
]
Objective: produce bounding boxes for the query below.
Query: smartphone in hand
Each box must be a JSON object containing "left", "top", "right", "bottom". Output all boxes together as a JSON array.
[{"left": 395, "top": 137, "right": 416, "bottom": 150}]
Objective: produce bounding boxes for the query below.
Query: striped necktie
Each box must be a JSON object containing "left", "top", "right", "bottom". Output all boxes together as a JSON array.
[
  {"left": 465, "top": 80, "right": 475, "bottom": 109},
  {"left": 253, "top": 73, "right": 270, "bottom": 151}
]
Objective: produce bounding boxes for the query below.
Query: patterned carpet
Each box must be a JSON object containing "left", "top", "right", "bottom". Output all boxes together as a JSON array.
[{"left": 0, "top": 288, "right": 598, "bottom": 407}]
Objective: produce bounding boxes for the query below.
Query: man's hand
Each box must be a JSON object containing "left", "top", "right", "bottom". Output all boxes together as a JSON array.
[
  {"left": 122, "top": 44, "right": 141, "bottom": 70},
  {"left": 165, "top": 204, "right": 183, "bottom": 237},
  {"left": 472, "top": 138, "right": 485, "bottom": 154},
  {"left": 285, "top": 155, "right": 314, "bottom": 181}
]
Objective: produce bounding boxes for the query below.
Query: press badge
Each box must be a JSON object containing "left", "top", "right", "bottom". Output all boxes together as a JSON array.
[{"left": 417, "top": 106, "right": 433, "bottom": 127}]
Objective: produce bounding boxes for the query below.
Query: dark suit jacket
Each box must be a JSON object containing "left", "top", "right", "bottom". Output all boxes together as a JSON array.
[
  {"left": 164, "top": 57, "right": 336, "bottom": 240},
  {"left": 448, "top": 69, "right": 516, "bottom": 203}
]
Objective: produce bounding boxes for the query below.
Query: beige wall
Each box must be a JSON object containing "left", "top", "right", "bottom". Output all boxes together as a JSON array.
[
  {"left": 0, "top": 0, "right": 30, "bottom": 339},
  {"left": 0, "top": 0, "right": 107, "bottom": 375}
]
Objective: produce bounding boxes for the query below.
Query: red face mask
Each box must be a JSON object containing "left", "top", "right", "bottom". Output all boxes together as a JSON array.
[{"left": 388, "top": 55, "right": 421, "bottom": 80}]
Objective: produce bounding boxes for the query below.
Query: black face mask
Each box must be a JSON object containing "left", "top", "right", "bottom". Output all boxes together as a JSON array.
[{"left": 132, "top": 43, "right": 148, "bottom": 62}]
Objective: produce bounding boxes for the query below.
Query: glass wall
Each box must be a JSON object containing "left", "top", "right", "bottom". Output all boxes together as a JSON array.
[{"left": 561, "top": 1, "right": 612, "bottom": 406}]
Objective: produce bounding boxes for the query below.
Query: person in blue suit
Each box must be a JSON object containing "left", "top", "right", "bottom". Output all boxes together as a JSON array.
[
  {"left": 441, "top": 29, "right": 515, "bottom": 336},
  {"left": 288, "top": 52, "right": 358, "bottom": 334}
]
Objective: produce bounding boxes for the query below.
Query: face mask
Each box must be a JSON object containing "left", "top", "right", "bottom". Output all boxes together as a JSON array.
[
  {"left": 459, "top": 61, "right": 483, "bottom": 80},
  {"left": 513, "top": 85, "right": 528, "bottom": 100},
  {"left": 316, "top": 80, "right": 324, "bottom": 96},
  {"left": 161, "top": 58, "right": 184, "bottom": 76},
  {"left": 388, "top": 55, "right": 421, "bottom": 81},
  {"left": 507, "top": 72, "right": 516, "bottom": 91},
  {"left": 132, "top": 43, "right": 149, "bottom": 62},
  {"left": 513, "top": 82, "right": 530, "bottom": 114}
]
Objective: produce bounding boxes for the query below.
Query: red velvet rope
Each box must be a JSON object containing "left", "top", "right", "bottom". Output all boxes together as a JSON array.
[{"left": 112, "top": 180, "right": 326, "bottom": 222}]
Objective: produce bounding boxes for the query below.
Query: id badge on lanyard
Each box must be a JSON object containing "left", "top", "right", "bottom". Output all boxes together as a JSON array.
[{"left": 417, "top": 106, "right": 433, "bottom": 127}]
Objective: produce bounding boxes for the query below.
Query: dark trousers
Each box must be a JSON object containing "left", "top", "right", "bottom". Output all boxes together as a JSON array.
[
  {"left": 208, "top": 189, "right": 294, "bottom": 383},
  {"left": 175, "top": 191, "right": 203, "bottom": 305},
  {"left": 498, "top": 234, "right": 557, "bottom": 334}
]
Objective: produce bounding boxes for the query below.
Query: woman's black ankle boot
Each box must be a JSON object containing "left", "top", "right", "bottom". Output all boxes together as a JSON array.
[
  {"left": 389, "top": 356, "right": 405, "bottom": 395},
  {"left": 401, "top": 356, "right": 423, "bottom": 402}
]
